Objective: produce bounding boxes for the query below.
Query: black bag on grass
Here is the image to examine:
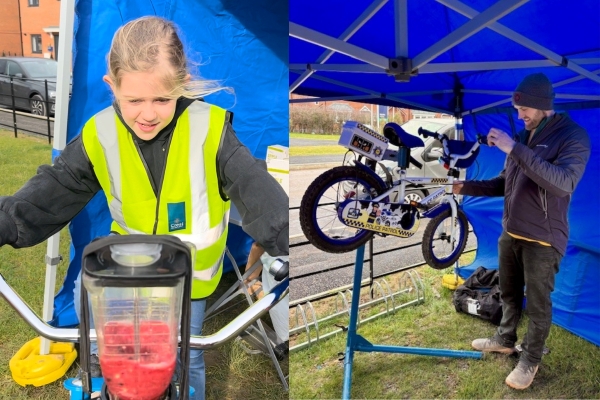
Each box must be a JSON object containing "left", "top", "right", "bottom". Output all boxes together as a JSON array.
[{"left": 452, "top": 267, "right": 503, "bottom": 325}]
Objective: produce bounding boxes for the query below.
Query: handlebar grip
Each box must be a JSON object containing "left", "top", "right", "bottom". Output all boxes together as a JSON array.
[
  {"left": 418, "top": 127, "right": 436, "bottom": 138},
  {"left": 274, "top": 261, "right": 288, "bottom": 281},
  {"left": 269, "top": 259, "right": 289, "bottom": 281},
  {"left": 477, "top": 134, "right": 488, "bottom": 145},
  {"left": 410, "top": 156, "right": 423, "bottom": 170}
]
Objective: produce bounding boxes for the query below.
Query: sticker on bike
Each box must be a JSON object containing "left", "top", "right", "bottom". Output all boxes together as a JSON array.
[{"left": 339, "top": 199, "right": 421, "bottom": 238}]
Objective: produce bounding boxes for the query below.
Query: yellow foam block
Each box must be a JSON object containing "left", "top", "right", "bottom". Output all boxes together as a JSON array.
[
  {"left": 441, "top": 274, "right": 465, "bottom": 290},
  {"left": 10, "top": 337, "right": 77, "bottom": 387}
]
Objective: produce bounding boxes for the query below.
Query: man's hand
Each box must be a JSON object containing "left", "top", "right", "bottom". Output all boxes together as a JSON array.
[
  {"left": 453, "top": 181, "right": 464, "bottom": 195},
  {"left": 487, "top": 128, "right": 515, "bottom": 154}
]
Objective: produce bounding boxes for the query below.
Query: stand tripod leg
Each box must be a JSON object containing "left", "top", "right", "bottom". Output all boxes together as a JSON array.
[{"left": 342, "top": 244, "right": 365, "bottom": 400}]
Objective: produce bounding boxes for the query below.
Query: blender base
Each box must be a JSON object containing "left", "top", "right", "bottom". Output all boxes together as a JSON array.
[
  {"left": 64, "top": 378, "right": 194, "bottom": 400},
  {"left": 101, "top": 382, "right": 178, "bottom": 400}
]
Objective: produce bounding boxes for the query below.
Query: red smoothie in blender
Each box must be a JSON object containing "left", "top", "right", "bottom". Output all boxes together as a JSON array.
[{"left": 100, "top": 320, "right": 176, "bottom": 400}]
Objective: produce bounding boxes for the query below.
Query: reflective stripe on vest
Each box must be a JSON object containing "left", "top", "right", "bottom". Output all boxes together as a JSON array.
[{"left": 81, "top": 102, "right": 230, "bottom": 299}]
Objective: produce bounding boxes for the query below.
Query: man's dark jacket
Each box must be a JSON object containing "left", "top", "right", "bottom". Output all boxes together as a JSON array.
[
  {"left": 0, "top": 98, "right": 289, "bottom": 256},
  {"left": 461, "top": 113, "right": 590, "bottom": 255}
]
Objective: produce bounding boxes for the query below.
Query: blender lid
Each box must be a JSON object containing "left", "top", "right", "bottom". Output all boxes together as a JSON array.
[
  {"left": 110, "top": 243, "right": 162, "bottom": 267},
  {"left": 82, "top": 235, "right": 191, "bottom": 285}
]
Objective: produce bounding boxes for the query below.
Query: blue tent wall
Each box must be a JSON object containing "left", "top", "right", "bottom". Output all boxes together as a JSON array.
[
  {"left": 51, "top": 0, "right": 288, "bottom": 327},
  {"left": 460, "top": 107, "right": 600, "bottom": 346}
]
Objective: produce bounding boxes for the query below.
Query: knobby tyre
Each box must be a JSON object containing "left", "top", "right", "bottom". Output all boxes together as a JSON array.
[
  {"left": 422, "top": 208, "right": 469, "bottom": 269},
  {"left": 299, "top": 165, "right": 386, "bottom": 253}
]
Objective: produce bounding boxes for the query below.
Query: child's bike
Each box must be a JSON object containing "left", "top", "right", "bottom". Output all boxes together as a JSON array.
[{"left": 299, "top": 121, "right": 487, "bottom": 269}]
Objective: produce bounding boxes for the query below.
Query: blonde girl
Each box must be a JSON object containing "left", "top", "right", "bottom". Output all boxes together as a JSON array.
[{"left": 0, "top": 16, "right": 288, "bottom": 400}]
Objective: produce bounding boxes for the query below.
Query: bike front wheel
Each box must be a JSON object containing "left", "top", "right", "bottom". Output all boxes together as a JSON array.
[
  {"left": 299, "top": 165, "right": 386, "bottom": 253},
  {"left": 422, "top": 208, "right": 469, "bottom": 269}
]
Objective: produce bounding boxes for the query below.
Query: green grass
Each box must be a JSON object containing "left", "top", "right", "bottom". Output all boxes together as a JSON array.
[
  {"left": 289, "top": 132, "right": 346, "bottom": 156},
  {"left": 290, "top": 146, "right": 348, "bottom": 157},
  {"left": 290, "top": 133, "right": 340, "bottom": 140},
  {"left": 289, "top": 254, "right": 600, "bottom": 399},
  {"left": 0, "top": 130, "right": 288, "bottom": 399}
]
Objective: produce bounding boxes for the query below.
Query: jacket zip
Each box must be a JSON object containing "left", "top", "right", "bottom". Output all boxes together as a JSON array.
[
  {"left": 506, "top": 166, "right": 518, "bottom": 221},
  {"left": 133, "top": 134, "right": 174, "bottom": 235},
  {"left": 539, "top": 186, "right": 548, "bottom": 219},
  {"left": 152, "top": 134, "right": 174, "bottom": 234}
]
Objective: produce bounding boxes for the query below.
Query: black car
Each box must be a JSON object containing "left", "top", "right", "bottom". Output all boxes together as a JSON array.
[{"left": 0, "top": 57, "right": 70, "bottom": 116}]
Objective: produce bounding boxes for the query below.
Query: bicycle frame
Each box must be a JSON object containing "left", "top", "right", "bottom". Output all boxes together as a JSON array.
[{"left": 362, "top": 137, "right": 481, "bottom": 247}]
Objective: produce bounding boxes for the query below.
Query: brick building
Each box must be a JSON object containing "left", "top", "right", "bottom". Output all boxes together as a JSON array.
[
  {"left": 19, "top": 0, "right": 61, "bottom": 60},
  {"left": 0, "top": 0, "right": 23, "bottom": 57},
  {"left": 290, "top": 93, "right": 409, "bottom": 124}
]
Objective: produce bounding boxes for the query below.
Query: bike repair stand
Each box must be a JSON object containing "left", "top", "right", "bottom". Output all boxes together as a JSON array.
[{"left": 341, "top": 244, "right": 482, "bottom": 400}]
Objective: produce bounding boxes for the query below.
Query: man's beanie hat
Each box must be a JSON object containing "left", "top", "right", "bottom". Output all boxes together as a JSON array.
[{"left": 512, "top": 73, "right": 554, "bottom": 110}]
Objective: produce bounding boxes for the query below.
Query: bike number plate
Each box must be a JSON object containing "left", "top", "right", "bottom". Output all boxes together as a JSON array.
[{"left": 338, "top": 121, "right": 388, "bottom": 161}]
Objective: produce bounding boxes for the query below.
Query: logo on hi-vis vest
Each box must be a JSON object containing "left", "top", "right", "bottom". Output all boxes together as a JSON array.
[{"left": 168, "top": 202, "right": 186, "bottom": 232}]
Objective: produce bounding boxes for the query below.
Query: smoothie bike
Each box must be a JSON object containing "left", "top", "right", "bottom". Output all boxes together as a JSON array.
[{"left": 0, "top": 234, "right": 289, "bottom": 400}]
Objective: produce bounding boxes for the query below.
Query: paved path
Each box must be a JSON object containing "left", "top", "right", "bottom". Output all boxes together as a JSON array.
[
  {"left": 291, "top": 154, "right": 346, "bottom": 166},
  {"left": 290, "top": 136, "right": 338, "bottom": 147},
  {"left": 290, "top": 136, "right": 346, "bottom": 166},
  {"left": 0, "top": 108, "right": 53, "bottom": 140}
]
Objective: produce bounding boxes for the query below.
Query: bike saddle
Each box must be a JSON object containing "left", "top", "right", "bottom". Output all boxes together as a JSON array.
[{"left": 383, "top": 123, "right": 425, "bottom": 149}]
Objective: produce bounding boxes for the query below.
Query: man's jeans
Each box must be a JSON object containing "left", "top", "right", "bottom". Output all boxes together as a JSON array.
[
  {"left": 493, "top": 231, "right": 562, "bottom": 366},
  {"left": 75, "top": 273, "right": 207, "bottom": 400}
]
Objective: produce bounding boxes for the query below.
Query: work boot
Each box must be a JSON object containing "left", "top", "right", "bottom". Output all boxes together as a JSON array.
[
  {"left": 471, "top": 337, "right": 516, "bottom": 354},
  {"left": 505, "top": 361, "right": 538, "bottom": 390}
]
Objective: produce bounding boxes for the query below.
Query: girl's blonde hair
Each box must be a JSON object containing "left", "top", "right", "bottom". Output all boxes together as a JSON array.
[{"left": 107, "top": 16, "right": 226, "bottom": 99}]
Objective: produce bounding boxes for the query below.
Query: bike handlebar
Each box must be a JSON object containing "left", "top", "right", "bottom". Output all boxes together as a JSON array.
[
  {"left": 418, "top": 127, "right": 447, "bottom": 142},
  {"left": 0, "top": 272, "right": 289, "bottom": 350},
  {"left": 419, "top": 127, "right": 488, "bottom": 146}
]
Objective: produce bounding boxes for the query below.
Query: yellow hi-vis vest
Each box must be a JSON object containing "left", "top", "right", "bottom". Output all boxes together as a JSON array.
[{"left": 81, "top": 101, "right": 230, "bottom": 299}]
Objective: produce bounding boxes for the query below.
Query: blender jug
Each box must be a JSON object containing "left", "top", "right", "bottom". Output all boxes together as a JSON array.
[{"left": 80, "top": 235, "right": 193, "bottom": 400}]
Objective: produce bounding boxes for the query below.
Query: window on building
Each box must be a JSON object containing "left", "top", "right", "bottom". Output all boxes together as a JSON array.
[
  {"left": 31, "top": 34, "right": 42, "bottom": 53},
  {"left": 412, "top": 110, "right": 436, "bottom": 119},
  {"left": 28, "top": 0, "right": 39, "bottom": 6}
]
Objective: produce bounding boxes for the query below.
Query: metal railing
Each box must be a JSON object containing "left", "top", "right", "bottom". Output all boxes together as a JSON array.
[
  {"left": 290, "top": 270, "right": 426, "bottom": 352},
  {"left": 0, "top": 77, "right": 56, "bottom": 143}
]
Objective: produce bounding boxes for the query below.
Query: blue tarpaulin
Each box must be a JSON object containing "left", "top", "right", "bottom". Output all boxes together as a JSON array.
[
  {"left": 51, "top": 0, "right": 288, "bottom": 327},
  {"left": 290, "top": 0, "right": 600, "bottom": 346}
]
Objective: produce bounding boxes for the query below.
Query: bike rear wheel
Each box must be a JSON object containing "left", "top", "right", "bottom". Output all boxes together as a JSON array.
[
  {"left": 422, "top": 208, "right": 469, "bottom": 269},
  {"left": 299, "top": 166, "right": 386, "bottom": 253}
]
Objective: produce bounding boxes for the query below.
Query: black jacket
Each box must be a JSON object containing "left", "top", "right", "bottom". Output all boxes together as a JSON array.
[
  {"left": 0, "top": 99, "right": 289, "bottom": 256},
  {"left": 461, "top": 113, "right": 590, "bottom": 255}
]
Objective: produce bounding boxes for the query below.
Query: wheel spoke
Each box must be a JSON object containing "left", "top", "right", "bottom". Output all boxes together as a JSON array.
[{"left": 315, "top": 213, "right": 337, "bottom": 220}]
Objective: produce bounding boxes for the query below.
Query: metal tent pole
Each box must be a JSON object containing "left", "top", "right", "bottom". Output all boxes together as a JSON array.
[{"left": 40, "top": 0, "right": 75, "bottom": 355}]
